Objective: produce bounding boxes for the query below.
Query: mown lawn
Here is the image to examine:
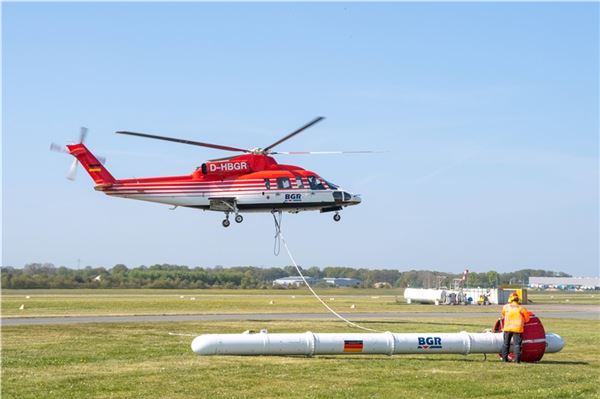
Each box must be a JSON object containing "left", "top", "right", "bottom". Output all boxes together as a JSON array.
[
  {"left": 3, "top": 289, "right": 597, "bottom": 317},
  {"left": 2, "top": 317, "right": 598, "bottom": 399},
  {"left": 527, "top": 290, "right": 600, "bottom": 305}
]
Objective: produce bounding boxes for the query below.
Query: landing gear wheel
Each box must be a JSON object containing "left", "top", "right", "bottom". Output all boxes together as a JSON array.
[
  {"left": 222, "top": 219, "right": 231, "bottom": 227},
  {"left": 235, "top": 214, "right": 243, "bottom": 223},
  {"left": 333, "top": 213, "right": 341, "bottom": 222}
]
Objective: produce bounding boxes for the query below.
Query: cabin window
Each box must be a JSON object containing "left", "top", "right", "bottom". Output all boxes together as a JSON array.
[
  {"left": 264, "top": 179, "right": 271, "bottom": 190},
  {"left": 295, "top": 176, "right": 304, "bottom": 189},
  {"left": 307, "top": 176, "right": 325, "bottom": 190},
  {"left": 325, "top": 180, "right": 339, "bottom": 190},
  {"left": 276, "top": 177, "right": 291, "bottom": 189}
]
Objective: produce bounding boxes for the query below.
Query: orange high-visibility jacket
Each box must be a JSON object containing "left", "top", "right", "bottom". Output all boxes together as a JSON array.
[{"left": 501, "top": 303, "right": 530, "bottom": 333}]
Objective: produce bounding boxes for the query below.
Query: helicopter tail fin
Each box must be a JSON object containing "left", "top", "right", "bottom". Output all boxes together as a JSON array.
[{"left": 66, "top": 143, "right": 116, "bottom": 185}]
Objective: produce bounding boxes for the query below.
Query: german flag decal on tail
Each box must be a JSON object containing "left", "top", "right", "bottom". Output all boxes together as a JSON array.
[
  {"left": 343, "top": 340, "right": 364, "bottom": 353},
  {"left": 88, "top": 163, "right": 102, "bottom": 172},
  {"left": 66, "top": 144, "right": 115, "bottom": 185}
]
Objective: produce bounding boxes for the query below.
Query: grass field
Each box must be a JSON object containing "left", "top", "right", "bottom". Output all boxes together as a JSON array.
[
  {"left": 527, "top": 290, "right": 600, "bottom": 305},
  {"left": 1, "top": 288, "right": 405, "bottom": 317},
  {"left": 2, "top": 289, "right": 599, "bottom": 398},
  {"left": 2, "top": 317, "right": 598, "bottom": 399},
  {"left": 2, "top": 289, "right": 598, "bottom": 317}
]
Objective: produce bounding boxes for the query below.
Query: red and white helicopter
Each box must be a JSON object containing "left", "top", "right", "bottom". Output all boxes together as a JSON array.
[{"left": 52, "top": 117, "right": 365, "bottom": 227}]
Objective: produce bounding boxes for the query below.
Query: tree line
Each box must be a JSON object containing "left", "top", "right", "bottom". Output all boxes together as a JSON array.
[{"left": 0, "top": 263, "right": 570, "bottom": 289}]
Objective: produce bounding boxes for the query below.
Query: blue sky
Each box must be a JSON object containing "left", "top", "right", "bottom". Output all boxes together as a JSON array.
[{"left": 2, "top": 2, "right": 598, "bottom": 276}]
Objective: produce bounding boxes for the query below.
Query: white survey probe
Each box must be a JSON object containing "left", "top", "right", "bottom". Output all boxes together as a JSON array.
[{"left": 191, "top": 315, "right": 564, "bottom": 362}]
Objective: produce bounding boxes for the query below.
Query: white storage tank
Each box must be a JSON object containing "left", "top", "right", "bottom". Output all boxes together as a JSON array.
[{"left": 403, "top": 288, "right": 447, "bottom": 305}]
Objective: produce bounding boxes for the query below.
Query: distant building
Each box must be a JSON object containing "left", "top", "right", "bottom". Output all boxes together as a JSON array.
[
  {"left": 528, "top": 277, "right": 600, "bottom": 290},
  {"left": 322, "top": 277, "right": 362, "bottom": 287},
  {"left": 272, "top": 276, "right": 362, "bottom": 287},
  {"left": 273, "top": 276, "right": 318, "bottom": 287}
]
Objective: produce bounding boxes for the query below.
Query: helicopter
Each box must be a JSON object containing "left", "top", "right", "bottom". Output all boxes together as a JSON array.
[{"left": 52, "top": 117, "right": 366, "bottom": 227}]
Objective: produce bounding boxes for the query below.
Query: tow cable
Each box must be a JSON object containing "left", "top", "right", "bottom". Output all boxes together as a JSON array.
[{"left": 273, "top": 211, "right": 382, "bottom": 333}]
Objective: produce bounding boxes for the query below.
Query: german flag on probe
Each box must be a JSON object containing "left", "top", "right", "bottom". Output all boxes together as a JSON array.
[{"left": 343, "top": 340, "right": 364, "bottom": 353}]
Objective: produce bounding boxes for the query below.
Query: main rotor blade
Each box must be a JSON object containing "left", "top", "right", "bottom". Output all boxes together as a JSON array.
[
  {"left": 263, "top": 116, "right": 325, "bottom": 153},
  {"left": 116, "top": 131, "right": 250, "bottom": 153},
  {"left": 272, "top": 150, "right": 384, "bottom": 155}
]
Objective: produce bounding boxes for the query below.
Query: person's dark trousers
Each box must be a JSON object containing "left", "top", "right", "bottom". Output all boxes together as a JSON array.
[{"left": 502, "top": 331, "right": 523, "bottom": 362}]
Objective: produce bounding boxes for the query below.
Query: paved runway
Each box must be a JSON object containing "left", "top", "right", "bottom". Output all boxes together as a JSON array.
[{"left": 2, "top": 305, "right": 598, "bottom": 326}]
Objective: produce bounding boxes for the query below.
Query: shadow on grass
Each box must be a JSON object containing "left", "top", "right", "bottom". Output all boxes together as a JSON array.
[
  {"left": 306, "top": 356, "right": 590, "bottom": 365},
  {"left": 538, "top": 360, "right": 589, "bottom": 365},
  {"left": 310, "top": 355, "right": 491, "bottom": 363}
]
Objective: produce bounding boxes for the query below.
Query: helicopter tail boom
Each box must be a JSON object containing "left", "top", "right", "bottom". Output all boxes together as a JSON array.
[{"left": 66, "top": 143, "right": 116, "bottom": 185}]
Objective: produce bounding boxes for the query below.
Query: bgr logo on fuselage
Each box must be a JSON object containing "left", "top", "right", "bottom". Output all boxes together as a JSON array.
[
  {"left": 417, "top": 337, "right": 442, "bottom": 349},
  {"left": 284, "top": 193, "right": 302, "bottom": 202}
]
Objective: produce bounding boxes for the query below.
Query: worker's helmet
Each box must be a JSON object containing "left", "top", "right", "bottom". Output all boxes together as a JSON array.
[{"left": 509, "top": 293, "right": 520, "bottom": 303}]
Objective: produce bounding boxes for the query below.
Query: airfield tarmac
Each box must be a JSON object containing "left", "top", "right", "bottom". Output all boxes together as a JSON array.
[{"left": 3, "top": 304, "right": 598, "bottom": 326}]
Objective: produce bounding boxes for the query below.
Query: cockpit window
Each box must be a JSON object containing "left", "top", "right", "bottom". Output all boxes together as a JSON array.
[
  {"left": 324, "top": 180, "right": 339, "bottom": 190},
  {"left": 307, "top": 176, "right": 326, "bottom": 190},
  {"left": 295, "top": 176, "right": 304, "bottom": 189}
]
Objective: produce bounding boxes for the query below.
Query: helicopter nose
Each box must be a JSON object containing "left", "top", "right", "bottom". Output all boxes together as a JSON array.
[
  {"left": 349, "top": 194, "right": 361, "bottom": 205},
  {"left": 333, "top": 191, "right": 361, "bottom": 205}
]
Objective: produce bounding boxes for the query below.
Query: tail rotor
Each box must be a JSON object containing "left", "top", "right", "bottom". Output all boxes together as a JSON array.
[
  {"left": 51, "top": 127, "right": 104, "bottom": 181},
  {"left": 66, "top": 157, "right": 79, "bottom": 181},
  {"left": 78, "top": 126, "right": 88, "bottom": 144}
]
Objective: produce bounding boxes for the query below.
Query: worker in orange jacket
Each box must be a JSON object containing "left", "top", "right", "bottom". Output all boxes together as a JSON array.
[{"left": 501, "top": 292, "right": 530, "bottom": 363}]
